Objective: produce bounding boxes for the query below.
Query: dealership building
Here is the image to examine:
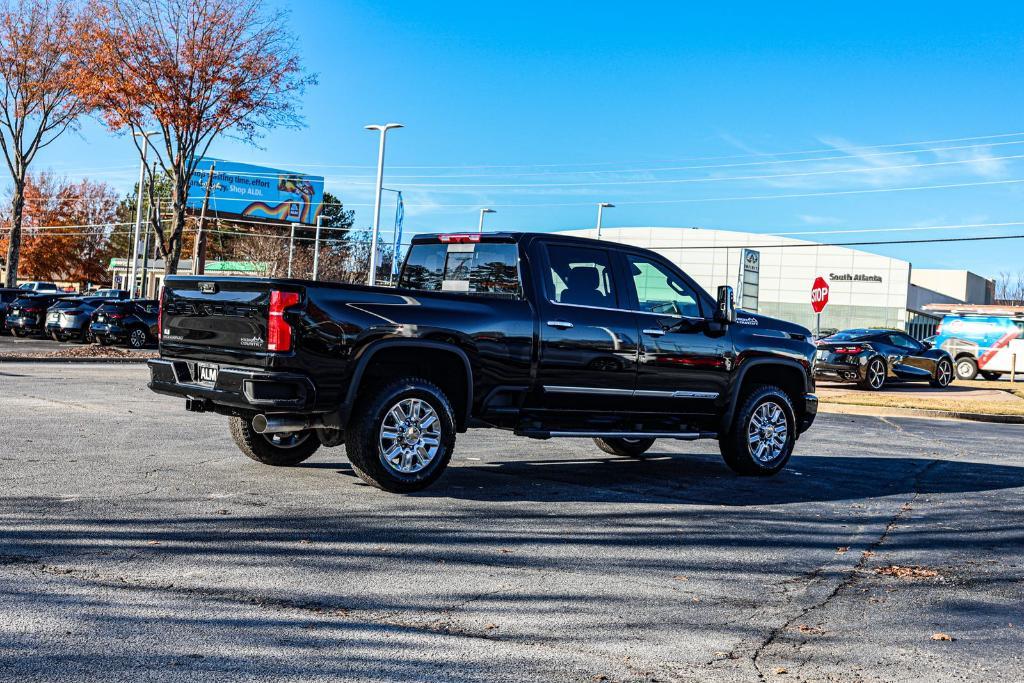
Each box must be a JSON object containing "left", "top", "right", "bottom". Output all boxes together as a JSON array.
[{"left": 560, "top": 227, "right": 994, "bottom": 338}]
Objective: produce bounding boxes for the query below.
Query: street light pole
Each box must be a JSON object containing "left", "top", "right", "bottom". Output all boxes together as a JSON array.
[
  {"left": 478, "top": 208, "right": 495, "bottom": 233},
  {"left": 596, "top": 202, "right": 615, "bottom": 240},
  {"left": 129, "top": 130, "right": 161, "bottom": 298},
  {"left": 365, "top": 123, "right": 403, "bottom": 286}
]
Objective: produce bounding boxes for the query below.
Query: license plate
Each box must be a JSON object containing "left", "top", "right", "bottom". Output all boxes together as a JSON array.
[
  {"left": 816, "top": 350, "right": 828, "bottom": 360},
  {"left": 196, "top": 363, "right": 219, "bottom": 385},
  {"left": 96, "top": 315, "right": 105, "bottom": 322}
]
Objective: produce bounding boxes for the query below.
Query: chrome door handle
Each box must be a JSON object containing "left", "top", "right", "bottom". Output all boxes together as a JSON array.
[
  {"left": 642, "top": 328, "right": 666, "bottom": 337},
  {"left": 546, "top": 320, "right": 574, "bottom": 329}
]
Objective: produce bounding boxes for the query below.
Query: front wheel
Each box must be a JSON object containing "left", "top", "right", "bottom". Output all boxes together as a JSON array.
[
  {"left": 930, "top": 358, "right": 953, "bottom": 388},
  {"left": 980, "top": 371, "right": 1003, "bottom": 381},
  {"left": 720, "top": 386, "right": 796, "bottom": 476},
  {"left": 593, "top": 437, "right": 655, "bottom": 458},
  {"left": 345, "top": 378, "right": 456, "bottom": 493},
  {"left": 229, "top": 416, "right": 321, "bottom": 466},
  {"left": 858, "top": 357, "right": 887, "bottom": 391},
  {"left": 955, "top": 356, "right": 978, "bottom": 381}
]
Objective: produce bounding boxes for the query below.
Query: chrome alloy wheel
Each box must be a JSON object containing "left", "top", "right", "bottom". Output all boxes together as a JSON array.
[
  {"left": 747, "top": 401, "right": 788, "bottom": 464},
  {"left": 868, "top": 359, "right": 886, "bottom": 389},
  {"left": 936, "top": 359, "right": 953, "bottom": 387},
  {"left": 379, "top": 398, "right": 442, "bottom": 475}
]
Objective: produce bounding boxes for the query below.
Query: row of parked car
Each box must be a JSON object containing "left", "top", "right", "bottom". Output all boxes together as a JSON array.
[{"left": 0, "top": 285, "right": 159, "bottom": 348}]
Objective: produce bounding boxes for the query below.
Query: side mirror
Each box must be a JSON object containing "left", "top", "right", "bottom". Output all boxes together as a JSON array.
[{"left": 715, "top": 285, "right": 736, "bottom": 324}]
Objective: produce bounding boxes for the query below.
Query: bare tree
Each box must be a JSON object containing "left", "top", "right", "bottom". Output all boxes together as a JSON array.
[
  {"left": 995, "top": 271, "right": 1024, "bottom": 306},
  {"left": 0, "top": 0, "right": 89, "bottom": 287},
  {"left": 74, "top": 0, "right": 315, "bottom": 278}
]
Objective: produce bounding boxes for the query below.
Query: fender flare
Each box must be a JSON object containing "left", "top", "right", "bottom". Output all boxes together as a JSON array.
[
  {"left": 340, "top": 339, "right": 474, "bottom": 426},
  {"left": 722, "top": 357, "right": 811, "bottom": 431}
]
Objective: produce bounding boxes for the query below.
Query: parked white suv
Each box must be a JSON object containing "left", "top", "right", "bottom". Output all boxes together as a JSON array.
[{"left": 18, "top": 281, "right": 61, "bottom": 292}]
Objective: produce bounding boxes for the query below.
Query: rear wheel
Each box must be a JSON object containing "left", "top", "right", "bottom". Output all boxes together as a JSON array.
[
  {"left": 593, "top": 437, "right": 655, "bottom": 457},
  {"left": 930, "top": 358, "right": 953, "bottom": 388},
  {"left": 858, "top": 357, "right": 887, "bottom": 391},
  {"left": 955, "top": 356, "right": 978, "bottom": 381},
  {"left": 128, "top": 326, "right": 149, "bottom": 349},
  {"left": 11, "top": 328, "right": 24, "bottom": 338},
  {"left": 80, "top": 324, "right": 95, "bottom": 344},
  {"left": 980, "top": 371, "right": 1003, "bottom": 381},
  {"left": 720, "top": 385, "right": 795, "bottom": 476},
  {"left": 50, "top": 331, "right": 63, "bottom": 342},
  {"left": 229, "top": 415, "right": 321, "bottom": 466},
  {"left": 345, "top": 378, "right": 456, "bottom": 493}
]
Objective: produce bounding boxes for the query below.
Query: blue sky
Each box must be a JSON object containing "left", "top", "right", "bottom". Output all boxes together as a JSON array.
[{"left": 36, "top": 1, "right": 1024, "bottom": 277}]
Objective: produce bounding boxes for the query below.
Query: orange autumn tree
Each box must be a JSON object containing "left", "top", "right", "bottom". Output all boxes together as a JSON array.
[
  {"left": 0, "top": 172, "right": 119, "bottom": 286},
  {"left": 0, "top": 0, "right": 90, "bottom": 287},
  {"left": 74, "top": 0, "right": 315, "bottom": 278}
]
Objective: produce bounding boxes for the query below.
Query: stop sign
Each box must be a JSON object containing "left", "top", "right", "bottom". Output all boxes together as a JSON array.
[{"left": 811, "top": 276, "right": 829, "bottom": 313}]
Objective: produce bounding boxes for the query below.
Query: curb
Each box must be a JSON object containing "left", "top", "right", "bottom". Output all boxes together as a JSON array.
[
  {"left": 0, "top": 356, "right": 153, "bottom": 364},
  {"left": 818, "top": 402, "right": 1024, "bottom": 425}
]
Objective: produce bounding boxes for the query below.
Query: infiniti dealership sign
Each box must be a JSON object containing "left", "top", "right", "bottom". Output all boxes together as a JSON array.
[{"left": 829, "top": 273, "right": 883, "bottom": 283}]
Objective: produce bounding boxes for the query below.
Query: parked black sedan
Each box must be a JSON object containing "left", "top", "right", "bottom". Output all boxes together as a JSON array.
[
  {"left": 4, "top": 293, "right": 71, "bottom": 337},
  {"left": 813, "top": 328, "right": 954, "bottom": 390},
  {"left": 89, "top": 299, "right": 159, "bottom": 348}
]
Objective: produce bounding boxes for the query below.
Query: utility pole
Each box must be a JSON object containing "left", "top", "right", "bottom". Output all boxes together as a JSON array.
[
  {"left": 140, "top": 200, "right": 154, "bottom": 298},
  {"left": 193, "top": 162, "right": 215, "bottom": 276},
  {"left": 312, "top": 214, "right": 323, "bottom": 280},
  {"left": 365, "top": 123, "right": 403, "bottom": 286},
  {"left": 129, "top": 130, "right": 161, "bottom": 298}
]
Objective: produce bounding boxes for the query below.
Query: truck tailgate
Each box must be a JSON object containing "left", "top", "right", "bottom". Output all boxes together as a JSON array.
[{"left": 161, "top": 277, "right": 298, "bottom": 366}]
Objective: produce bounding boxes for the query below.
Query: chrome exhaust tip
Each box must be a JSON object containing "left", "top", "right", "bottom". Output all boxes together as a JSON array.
[{"left": 252, "top": 414, "right": 311, "bottom": 434}]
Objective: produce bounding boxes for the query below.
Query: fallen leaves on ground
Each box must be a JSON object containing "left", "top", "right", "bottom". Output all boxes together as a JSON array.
[
  {"left": 931, "top": 632, "right": 954, "bottom": 641},
  {"left": 774, "top": 667, "right": 788, "bottom": 674},
  {"left": 791, "top": 624, "right": 826, "bottom": 635},
  {"left": 836, "top": 546, "right": 850, "bottom": 554},
  {"left": 875, "top": 565, "right": 940, "bottom": 579}
]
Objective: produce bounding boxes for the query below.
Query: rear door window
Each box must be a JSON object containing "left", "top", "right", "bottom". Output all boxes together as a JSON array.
[
  {"left": 400, "top": 242, "right": 521, "bottom": 298},
  {"left": 543, "top": 244, "right": 618, "bottom": 308}
]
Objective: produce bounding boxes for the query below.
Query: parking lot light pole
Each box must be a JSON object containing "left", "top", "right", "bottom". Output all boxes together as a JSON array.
[
  {"left": 478, "top": 208, "right": 495, "bottom": 233},
  {"left": 129, "top": 130, "right": 161, "bottom": 298},
  {"left": 365, "top": 123, "right": 403, "bottom": 286},
  {"left": 596, "top": 202, "right": 614, "bottom": 240}
]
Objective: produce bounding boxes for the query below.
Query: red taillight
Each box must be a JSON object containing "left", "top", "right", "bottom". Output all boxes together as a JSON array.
[
  {"left": 438, "top": 234, "right": 481, "bottom": 244},
  {"left": 108, "top": 313, "right": 124, "bottom": 320},
  {"left": 267, "top": 290, "right": 300, "bottom": 352},
  {"left": 835, "top": 345, "right": 864, "bottom": 354}
]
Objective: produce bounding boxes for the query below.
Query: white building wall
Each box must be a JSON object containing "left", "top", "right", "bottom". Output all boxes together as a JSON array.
[{"left": 562, "top": 227, "right": 911, "bottom": 332}]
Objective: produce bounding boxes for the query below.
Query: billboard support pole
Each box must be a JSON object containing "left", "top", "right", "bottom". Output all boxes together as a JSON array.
[
  {"left": 287, "top": 223, "right": 297, "bottom": 277},
  {"left": 312, "top": 215, "right": 323, "bottom": 281},
  {"left": 193, "top": 163, "right": 215, "bottom": 276}
]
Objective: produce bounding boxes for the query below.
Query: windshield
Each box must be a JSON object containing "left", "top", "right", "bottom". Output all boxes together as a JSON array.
[{"left": 826, "top": 329, "right": 876, "bottom": 342}]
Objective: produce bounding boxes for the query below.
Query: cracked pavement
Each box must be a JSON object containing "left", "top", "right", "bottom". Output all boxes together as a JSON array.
[{"left": 1, "top": 363, "right": 1023, "bottom": 681}]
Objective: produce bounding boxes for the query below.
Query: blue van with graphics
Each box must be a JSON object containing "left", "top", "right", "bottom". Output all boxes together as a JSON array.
[{"left": 933, "top": 313, "right": 1024, "bottom": 380}]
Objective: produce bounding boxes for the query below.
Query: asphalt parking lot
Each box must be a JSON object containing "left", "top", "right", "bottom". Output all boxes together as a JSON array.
[{"left": 1, "top": 363, "right": 1022, "bottom": 682}]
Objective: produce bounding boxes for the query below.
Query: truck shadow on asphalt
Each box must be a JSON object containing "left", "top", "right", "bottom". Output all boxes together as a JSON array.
[{"left": 304, "top": 453, "right": 1024, "bottom": 507}]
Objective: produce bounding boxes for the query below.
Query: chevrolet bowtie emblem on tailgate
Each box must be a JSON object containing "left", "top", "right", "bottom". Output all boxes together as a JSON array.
[{"left": 198, "top": 282, "right": 218, "bottom": 294}]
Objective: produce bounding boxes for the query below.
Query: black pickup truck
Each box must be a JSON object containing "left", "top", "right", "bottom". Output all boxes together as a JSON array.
[{"left": 149, "top": 232, "right": 817, "bottom": 492}]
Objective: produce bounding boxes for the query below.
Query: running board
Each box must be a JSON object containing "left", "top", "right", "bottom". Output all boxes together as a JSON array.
[{"left": 515, "top": 430, "right": 717, "bottom": 441}]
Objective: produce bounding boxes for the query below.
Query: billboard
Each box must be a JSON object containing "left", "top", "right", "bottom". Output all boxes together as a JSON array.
[{"left": 187, "top": 158, "right": 325, "bottom": 225}]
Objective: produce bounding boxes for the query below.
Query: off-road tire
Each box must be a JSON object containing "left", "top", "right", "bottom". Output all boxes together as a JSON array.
[
  {"left": 229, "top": 415, "right": 321, "bottom": 466},
  {"left": 593, "top": 437, "right": 656, "bottom": 457},
  {"left": 955, "top": 356, "right": 979, "bottom": 381},
  {"left": 930, "top": 358, "right": 953, "bottom": 388},
  {"left": 719, "top": 385, "right": 796, "bottom": 476},
  {"left": 345, "top": 378, "right": 456, "bottom": 493},
  {"left": 857, "top": 357, "right": 887, "bottom": 391},
  {"left": 980, "top": 371, "right": 1003, "bottom": 381}
]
